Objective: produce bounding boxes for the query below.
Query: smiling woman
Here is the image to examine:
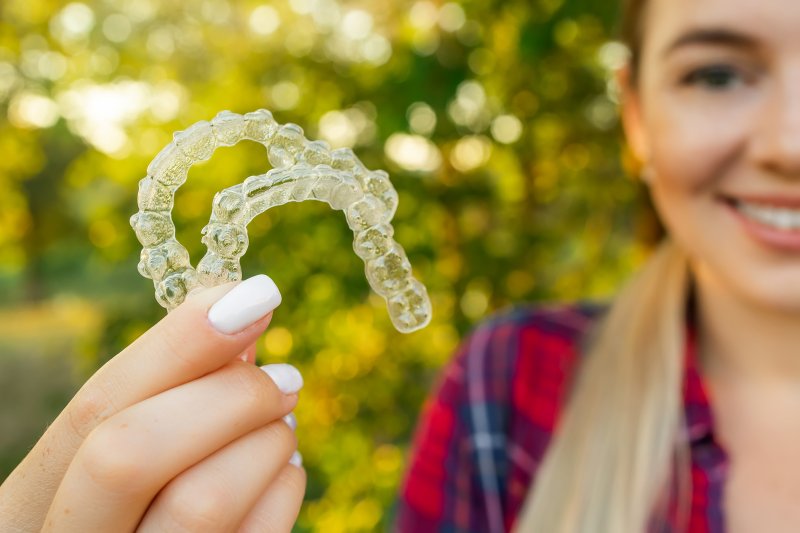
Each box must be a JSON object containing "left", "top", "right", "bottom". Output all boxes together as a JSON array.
[{"left": 395, "top": 0, "right": 800, "bottom": 531}]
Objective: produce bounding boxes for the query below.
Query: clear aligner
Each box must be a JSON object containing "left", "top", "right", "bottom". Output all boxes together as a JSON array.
[{"left": 131, "top": 109, "right": 432, "bottom": 333}]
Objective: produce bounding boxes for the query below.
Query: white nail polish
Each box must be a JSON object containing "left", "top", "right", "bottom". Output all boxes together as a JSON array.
[
  {"left": 283, "top": 412, "right": 297, "bottom": 431},
  {"left": 261, "top": 364, "right": 303, "bottom": 394},
  {"left": 208, "top": 275, "right": 282, "bottom": 334},
  {"left": 289, "top": 450, "right": 303, "bottom": 467}
]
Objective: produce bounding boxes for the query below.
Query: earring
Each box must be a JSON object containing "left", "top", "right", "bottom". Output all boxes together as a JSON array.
[{"left": 640, "top": 163, "right": 656, "bottom": 184}]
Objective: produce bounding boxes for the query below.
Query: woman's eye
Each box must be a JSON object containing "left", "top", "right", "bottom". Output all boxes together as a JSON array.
[{"left": 681, "top": 65, "right": 742, "bottom": 90}]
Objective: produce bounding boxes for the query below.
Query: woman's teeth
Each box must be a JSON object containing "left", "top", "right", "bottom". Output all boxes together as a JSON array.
[{"left": 734, "top": 200, "right": 800, "bottom": 230}]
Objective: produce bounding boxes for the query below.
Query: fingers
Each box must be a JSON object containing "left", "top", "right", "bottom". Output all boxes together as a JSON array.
[
  {"left": 1, "top": 276, "right": 282, "bottom": 531},
  {"left": 136, "top": 420, "right": 298, "bottom": 533},
  {"left": 42, "top": 361, "right": 302, "bottom": 532},
  {"left": 238, "top": 463, "right": 307, "bottom": 533},
  {"left": 67, "top": 275, "right": 283, "bottom": 440}
]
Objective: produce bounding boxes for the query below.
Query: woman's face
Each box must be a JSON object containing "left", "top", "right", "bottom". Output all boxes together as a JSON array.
[{"left": 623, "top": 0, "right": 800, "bottom": 312}]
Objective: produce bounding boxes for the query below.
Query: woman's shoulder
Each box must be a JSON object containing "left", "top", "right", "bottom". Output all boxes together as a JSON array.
[
  {"left": 434, "top": 298, "right": 609, "bottom": 407},
  {"left": 481, "top": 298, "right": 608, "bottom": 339},
  {"left": 465, "top": 299, "right": 606, "bottom": 408},
  {"left": 428, "top": 299, "right": 599, "bottom": 389},
  {"left": 457, "top": 299, "right": 609, "bottom": 388},
  {"left": 395, "top": 300, "right": 610, "bottom": 531}
]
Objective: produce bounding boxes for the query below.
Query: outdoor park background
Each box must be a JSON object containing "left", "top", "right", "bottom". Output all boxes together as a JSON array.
[{"left": 0, "top": 0, "right": 659, "bottom": 530}]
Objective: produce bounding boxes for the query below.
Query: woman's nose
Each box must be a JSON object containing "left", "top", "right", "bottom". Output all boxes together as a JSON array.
[{"left": 751, "top": 69, "right": 800, "bottom": 179}]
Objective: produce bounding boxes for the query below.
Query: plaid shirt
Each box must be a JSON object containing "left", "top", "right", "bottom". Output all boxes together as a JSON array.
[{"left": 394, "top": 301, "right": 727, "bottom": 532}]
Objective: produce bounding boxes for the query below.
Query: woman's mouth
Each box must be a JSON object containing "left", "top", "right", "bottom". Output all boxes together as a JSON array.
[
  {"left": 731, "top": 199, "right": 800, "bottom": 231},
  {"left": 722, "top": 195, "right": 800, "bottom": 252}
]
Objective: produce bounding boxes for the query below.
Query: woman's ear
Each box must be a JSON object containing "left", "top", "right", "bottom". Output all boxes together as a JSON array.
[{"left": 617, "top": 64, "right": 651, "bottom": 164}]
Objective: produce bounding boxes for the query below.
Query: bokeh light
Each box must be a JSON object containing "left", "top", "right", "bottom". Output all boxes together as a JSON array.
[
  {"left": 407, "top": 102, "right": 437, "bottom": 136},
  {"left": 249, "top": 5, "right": 281, "bottom": 36},
  {"left": 491, "top": 114, "right": 523, "bottom": 144},
  {"left": 385, "top": 133, "right": 442, "bottom": 173}
]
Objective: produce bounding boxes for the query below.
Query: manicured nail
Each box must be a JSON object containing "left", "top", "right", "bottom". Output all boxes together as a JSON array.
[
  {"left": 208, "top": 275, "right": 282, "bottom": 334},
  {"left": 289, "top": 450, "right": 303, "bottom": 467},
  {"left": 261, "top": 364, "right": 303, "bottom": 394},
  {"left": 283, "top": 412, "right": 297, "bottom": 431}
]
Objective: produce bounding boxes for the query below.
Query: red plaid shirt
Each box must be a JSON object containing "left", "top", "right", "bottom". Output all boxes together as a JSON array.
[{"left": 394, "top": 301, "right": 727, "bottom": 532}]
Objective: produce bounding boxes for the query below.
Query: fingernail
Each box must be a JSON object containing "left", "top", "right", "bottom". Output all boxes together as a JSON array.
[
  {"left": 208, "top": 275, "right": 282, "bottom": 334},
  {"left": 261, "top": 364, "right": 303, "bottom": 394},
  {"left": 289, "top": 450, "right": 303, "bottom": 467},
  {"left": 283, "top": 412, "right": 297, "bottom": 431}
]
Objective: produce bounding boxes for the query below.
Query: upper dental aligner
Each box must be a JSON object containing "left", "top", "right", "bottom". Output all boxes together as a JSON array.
[{"left": 131, "top": 109, "right": 432, "bottom": 333}]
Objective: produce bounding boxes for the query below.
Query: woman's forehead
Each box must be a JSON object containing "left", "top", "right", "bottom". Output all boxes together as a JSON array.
[{"left": 643, "top": 0, "right": 800, "bottom": 51}]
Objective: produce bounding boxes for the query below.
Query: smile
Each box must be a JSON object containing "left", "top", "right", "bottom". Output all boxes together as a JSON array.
[
  {"left": 722, "top": 195, "right": 800, "bottom": 252},
  {"left": 732, "top": 200, "right": 800, "bottom": 231}
]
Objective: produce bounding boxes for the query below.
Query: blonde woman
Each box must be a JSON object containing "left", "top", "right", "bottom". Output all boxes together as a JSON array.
[{"left": 396, "top": 0, "right": 800, "bottom": 531}]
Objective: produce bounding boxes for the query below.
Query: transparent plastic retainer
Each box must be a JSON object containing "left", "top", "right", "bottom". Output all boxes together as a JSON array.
[{"left": 131, "top": 110, "right": 432, "bottom": 333}]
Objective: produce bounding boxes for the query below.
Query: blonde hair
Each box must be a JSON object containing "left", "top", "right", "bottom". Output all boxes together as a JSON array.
[{"left": 513, "top": 239, "right": 692, "bottom": 532}]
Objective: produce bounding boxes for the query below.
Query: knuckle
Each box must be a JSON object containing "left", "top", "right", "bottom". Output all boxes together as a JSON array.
[
  {"left": 266, "top": 420, "right": 298, "bottom": 453},
  {"left": 163, "top": 482, "right": 233, "bottom": 532},
  {"left": 146, "top": 299, "right": 210, "bottom": 370},
  {"left": 158, "top": 322, "right": 198, "bottom": 370},
  {"left": 251, "top": 420, "right": 298, "bottom": 461},
  {"left": 223, "top": 365, "right": 275, "bottom": 412},
  {"left": 67, "top": 382, "right": 116, "bottom": 440},
  {"left": 79, "top": 423, "right": 147, "bottom": 494},
  {"left": 276, "top": 462, "right": 307, "bottom": 495}
]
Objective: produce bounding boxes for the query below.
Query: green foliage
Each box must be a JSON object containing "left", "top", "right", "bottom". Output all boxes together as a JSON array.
[{"left": 0, "top": 0, "right": 656, "bottom": 530}]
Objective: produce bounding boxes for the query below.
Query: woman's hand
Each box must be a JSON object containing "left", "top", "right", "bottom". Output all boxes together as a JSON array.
[{"left": 0, "top": 275, "right": 305, "bottom": 532}]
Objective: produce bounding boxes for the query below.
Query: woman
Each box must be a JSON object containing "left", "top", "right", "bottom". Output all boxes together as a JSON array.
[
  {"left": 396, "top": 0, "right": 800, "bottom": 531},
  {"left": 0, "top": 275, "right": 306, "bottom": 531}
]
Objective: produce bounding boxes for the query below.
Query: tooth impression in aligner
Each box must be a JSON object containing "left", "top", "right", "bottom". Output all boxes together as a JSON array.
[{"left": 131, "top": 109, "right": 432, "bottom": 333}]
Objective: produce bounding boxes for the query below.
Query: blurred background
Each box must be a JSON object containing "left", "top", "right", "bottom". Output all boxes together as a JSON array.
[{"left": 0, "top": 0, "right": 659, "bottom": 530}]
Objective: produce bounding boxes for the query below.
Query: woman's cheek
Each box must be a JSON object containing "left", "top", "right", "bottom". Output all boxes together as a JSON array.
[
  {"left": 649, "top": 102, "right": 744, "bottom": 192},
  {"left": 652, "top": 135, "right": 720, "bottom": 194}
]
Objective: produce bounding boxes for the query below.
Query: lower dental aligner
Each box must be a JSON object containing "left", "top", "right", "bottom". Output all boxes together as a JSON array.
[{"left": 130, "top": 110, "right": 432, "bottom": 333}]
